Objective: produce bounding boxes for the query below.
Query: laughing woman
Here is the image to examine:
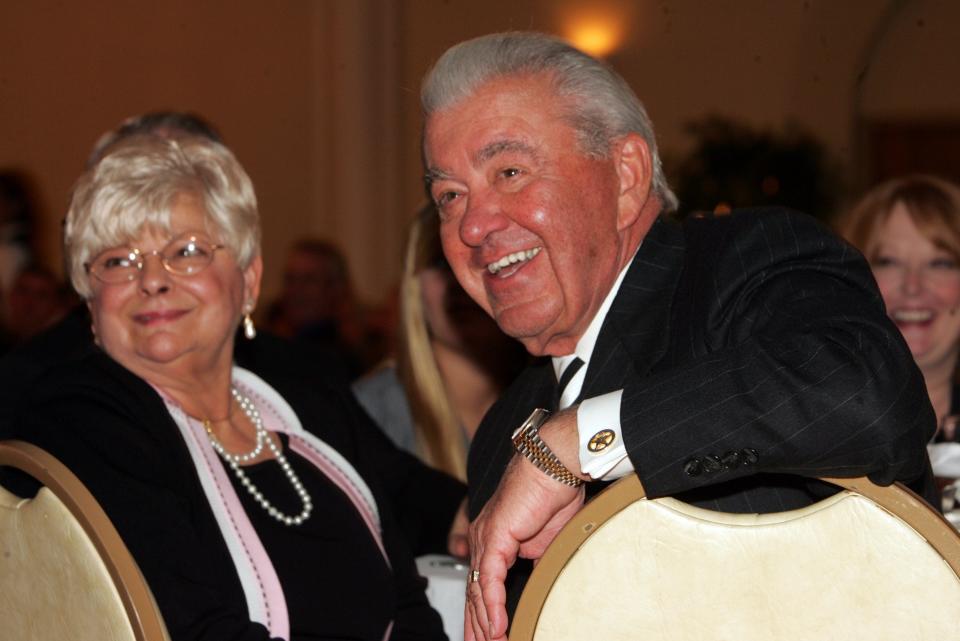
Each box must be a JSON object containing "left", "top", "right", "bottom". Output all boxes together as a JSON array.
[
  {"left": 838, "top": 175, "right": 960, "bottom": 441},
  {"left": 8, "top": 135, "right": 451, "bottom": 641}
]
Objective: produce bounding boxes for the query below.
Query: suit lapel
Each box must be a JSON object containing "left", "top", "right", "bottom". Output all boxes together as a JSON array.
[{"left": 579, "top": 216, "right": 686, "bottom": 401}]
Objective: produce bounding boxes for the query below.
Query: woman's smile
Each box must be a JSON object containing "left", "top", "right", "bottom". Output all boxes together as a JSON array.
[{"left": 132, "top": 307, "right": 190, "bottom": 325}]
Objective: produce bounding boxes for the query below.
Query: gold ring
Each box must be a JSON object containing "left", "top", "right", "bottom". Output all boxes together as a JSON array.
[{"left": 469, "top": 569, "right": 480, "bottom": 583}]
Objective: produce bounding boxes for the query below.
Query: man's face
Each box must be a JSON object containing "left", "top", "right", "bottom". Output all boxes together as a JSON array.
[{"left": 424, "top": 74, "right": 628, "bottom": 356}]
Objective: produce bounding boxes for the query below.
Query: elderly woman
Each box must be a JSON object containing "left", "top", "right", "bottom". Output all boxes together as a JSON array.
[{"left": 8, "top": 135, "right": 455, "bottom": 640}]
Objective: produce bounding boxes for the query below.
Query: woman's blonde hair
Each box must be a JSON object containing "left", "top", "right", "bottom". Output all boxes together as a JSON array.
[
  {"left": 396, "top": 205, "right": 467, "bottom": 480},
  {"left": 837, "top": 174, "right": 960, "bottom": 261},
  {"left": 65, "top": 134, "right": 260, "bottom": 299}
]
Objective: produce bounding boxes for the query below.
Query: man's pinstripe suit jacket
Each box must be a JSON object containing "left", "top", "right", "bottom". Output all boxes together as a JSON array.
[{"left": 468, "top": 206, "right": 936, "bottom": 518}]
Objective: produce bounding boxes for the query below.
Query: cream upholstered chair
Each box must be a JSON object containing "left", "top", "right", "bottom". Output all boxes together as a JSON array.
[
  {"left": 0, "top": 439, "right": 170, "bottom": 641},
  {"left": 511, "top": 475, "right": 960, "bottom": 641}
]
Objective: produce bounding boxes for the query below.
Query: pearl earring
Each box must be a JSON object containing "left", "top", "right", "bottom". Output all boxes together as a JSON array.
[{"left": 242, "top": 310, "right": 256, "bottom": 340}]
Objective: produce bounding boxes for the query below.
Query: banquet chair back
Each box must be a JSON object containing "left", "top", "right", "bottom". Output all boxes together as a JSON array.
[
  {"left": 0, "top": 439, "right": 170, "bottom": 641},
  {"left": 511, "top": 475, "right": 960, "bottom": 641}
]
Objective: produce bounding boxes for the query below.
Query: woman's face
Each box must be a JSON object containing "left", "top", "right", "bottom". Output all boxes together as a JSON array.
[
  {"left": 869, "top": 203, "right": 960, "bottom": 375},
  {"left": 86, "top": 194, "right": 261, "bottom": 383}
]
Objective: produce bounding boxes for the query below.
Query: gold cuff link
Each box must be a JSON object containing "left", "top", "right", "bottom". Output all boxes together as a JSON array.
[{"left": 587, "top": 429, "right": 616, "bottom": 453}]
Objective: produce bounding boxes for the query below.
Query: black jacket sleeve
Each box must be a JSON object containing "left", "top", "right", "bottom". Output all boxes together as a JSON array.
[{"left": 622, "top": 210, "right": 936, "bottom": 505}]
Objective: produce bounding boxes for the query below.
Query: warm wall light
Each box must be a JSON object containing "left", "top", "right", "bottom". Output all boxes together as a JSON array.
[{"left": 561, "top": 5, "right": 627, "bottom": 58}]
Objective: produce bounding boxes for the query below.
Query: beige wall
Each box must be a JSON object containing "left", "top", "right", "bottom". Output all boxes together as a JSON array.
[
  {"left": 2, "top": 0, "right": 957, "bottom": 307},
  {"left": 1, "top": 1, "right": 317, "bottom": 306},
  {"left": 860, "top": 0, "right": 960, "bottom": 118}
]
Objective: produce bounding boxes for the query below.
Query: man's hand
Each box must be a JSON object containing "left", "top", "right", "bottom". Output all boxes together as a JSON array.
[{"left": 465, "top": 410, "right": 586, "bottom": 641}]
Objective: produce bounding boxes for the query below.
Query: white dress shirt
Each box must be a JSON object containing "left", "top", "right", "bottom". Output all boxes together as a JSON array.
[{"left": 552, "top": 254, "right": 636, "bottom": 480}]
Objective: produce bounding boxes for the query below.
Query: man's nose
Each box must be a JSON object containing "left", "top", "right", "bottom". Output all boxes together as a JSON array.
[
  {"left": 459, "top": 189, "right": 509, "bottom": 247},
  {"left": 138, "top": 252, "right": 172, "bottom": 295}
]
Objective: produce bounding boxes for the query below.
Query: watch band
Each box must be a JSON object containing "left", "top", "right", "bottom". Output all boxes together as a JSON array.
[{"left": 511, "top": 408, "right": 584, "bottom": 487}]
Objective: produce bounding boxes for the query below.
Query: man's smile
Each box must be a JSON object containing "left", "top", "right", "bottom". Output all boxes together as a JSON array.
[{"left": 486, "top": 247, "right": 541, "bottom": 275}]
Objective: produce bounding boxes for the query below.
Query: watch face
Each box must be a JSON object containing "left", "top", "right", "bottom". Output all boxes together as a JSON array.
[{"left": 513, "top": 409, "right": 549, "bottom": 442}]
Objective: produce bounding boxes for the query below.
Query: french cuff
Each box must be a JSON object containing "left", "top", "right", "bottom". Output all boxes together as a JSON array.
[{"left": 577, "top": 389, "right": 633, "bottom": 480}]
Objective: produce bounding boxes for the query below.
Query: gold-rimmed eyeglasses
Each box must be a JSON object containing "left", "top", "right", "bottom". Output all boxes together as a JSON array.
[{"left": 84, "top": 234, "right": 225, "bottom": 284}]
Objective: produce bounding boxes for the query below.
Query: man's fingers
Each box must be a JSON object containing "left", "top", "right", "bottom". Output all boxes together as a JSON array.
[
  {"left": 465, "top": 595, "right": 484, "bottom": 641},
  {"left": 467, "top": 526, "right": 491, "bottom": 641},
  {"left": 466, "top": 454, "right": 581, "bottom": 641},
  {"left": 464, "top": 600, "right": 476, "bottom": 641},
  {"left": 467, "top": 576, "right": 490, "bottom": 640},
  {"left": 478, "top": 550, "right": 510, "bottom": 639}
]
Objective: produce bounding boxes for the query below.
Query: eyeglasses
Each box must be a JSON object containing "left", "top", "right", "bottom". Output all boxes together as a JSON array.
[{"left": 85, "top": 234, "right": 225, "bottom": 284}]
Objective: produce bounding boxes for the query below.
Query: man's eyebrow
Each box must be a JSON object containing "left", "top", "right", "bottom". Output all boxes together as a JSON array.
[
  {"left": 424, "top": 167, "right": 450, "bottom": 185},
  {"left": 423, "top": 139, "right": 536, "bottom": 185},
  {"left": 474, "top": 139, "right": 536, "bottom": 166}
]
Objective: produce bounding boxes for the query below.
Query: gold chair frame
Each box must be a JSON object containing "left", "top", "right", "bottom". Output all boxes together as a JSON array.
[{"left": 0, "top": 439, "right": 169, "bottom": 641}]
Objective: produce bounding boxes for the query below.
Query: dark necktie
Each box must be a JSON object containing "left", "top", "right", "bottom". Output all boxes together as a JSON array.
[{"left": 554, "top": 357, "right": 585, "bottom": 410}]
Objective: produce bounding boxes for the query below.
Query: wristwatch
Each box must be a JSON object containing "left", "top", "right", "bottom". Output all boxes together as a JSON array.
[{"left": 511, "top": 408, "right": 584, "bottom": 487}]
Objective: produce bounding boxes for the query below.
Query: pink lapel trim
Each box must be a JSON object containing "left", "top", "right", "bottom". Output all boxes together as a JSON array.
[
  {"left": 180, "top": 414, "right": 291, "bottom": 637},
  {"left": 153, "top": 385, "right": 290, "bottom": 640}
]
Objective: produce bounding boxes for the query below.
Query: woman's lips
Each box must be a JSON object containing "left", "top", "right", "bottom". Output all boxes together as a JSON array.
[
  {"left": 890, "top": 308, "right": 935, "bottom": 335},
  {"left": 133, "top": 309, "right": 188, "bottom": 325},
  {"left": 891, "top": 308, "right": 934, "bottom": 324}
]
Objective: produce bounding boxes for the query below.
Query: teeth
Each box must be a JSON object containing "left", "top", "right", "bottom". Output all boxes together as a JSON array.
[
  {"left": 487, "top": 247, "right": 541, "bottom": 274},
  {"left": 892, "top": 309, "right": 933, "bottom": 323}
]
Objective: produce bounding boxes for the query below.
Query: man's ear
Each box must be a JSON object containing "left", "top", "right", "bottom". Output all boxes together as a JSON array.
[{"left": 613, "top": 133, "right": 654, "bottom": 231}]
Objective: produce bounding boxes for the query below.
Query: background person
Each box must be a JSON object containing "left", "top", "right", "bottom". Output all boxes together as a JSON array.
[
  {"left": 0, "top": 170, "right": 38, "bottom": 316},
  {"left": 354, "top": 204, "right": 527, "bottom": 480},
  {"left": 6, "top": 135, "right": 453, "bottom": 641},
  {"left": 420, "top": 32, "right": 936, "bottom": 641},
  {"left": 2, "top": 264, "right": 72, "bottom": 347},
  {"left": 265, "top": 238, "right": 367, "bottom": 380},
  {"left": 86, "top": 110, "right": 223, "bottom": 167},
  {"left": 355, "top": 204, "right": 528, "bottom": 641}
]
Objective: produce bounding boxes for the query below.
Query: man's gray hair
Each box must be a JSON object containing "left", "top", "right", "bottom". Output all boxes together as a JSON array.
[{"left": 421, "top": 32, "right": 678, "bottom": 212}]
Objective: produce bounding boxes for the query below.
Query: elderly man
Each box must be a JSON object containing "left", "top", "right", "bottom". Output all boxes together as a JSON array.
[{"left": 420, "top": 32, "right": 936, "bottom": 641}]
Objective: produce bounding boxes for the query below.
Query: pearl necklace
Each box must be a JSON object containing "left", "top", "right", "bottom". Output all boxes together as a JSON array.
[
  {"left": 202, "top": 389, "right": 264, "bottom": 463},
  {"left": 204, "top": 388, "right": 313, "bottom": 526}
]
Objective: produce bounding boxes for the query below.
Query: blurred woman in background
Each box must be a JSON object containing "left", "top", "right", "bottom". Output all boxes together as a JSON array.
[
  {"left": 839, "top": 174, "right": 960, "bottom": 442},
  {"left": 354, "top": 205, "right": 526, "bottom": 483}
]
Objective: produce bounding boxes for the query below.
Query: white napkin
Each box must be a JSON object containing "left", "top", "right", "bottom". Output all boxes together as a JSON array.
[
  {"left": 416, "top": 554, "right": 468, "bottom": 641},
  {"left": 928, "top": 442, "right": 960, "bottom": 478}
]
